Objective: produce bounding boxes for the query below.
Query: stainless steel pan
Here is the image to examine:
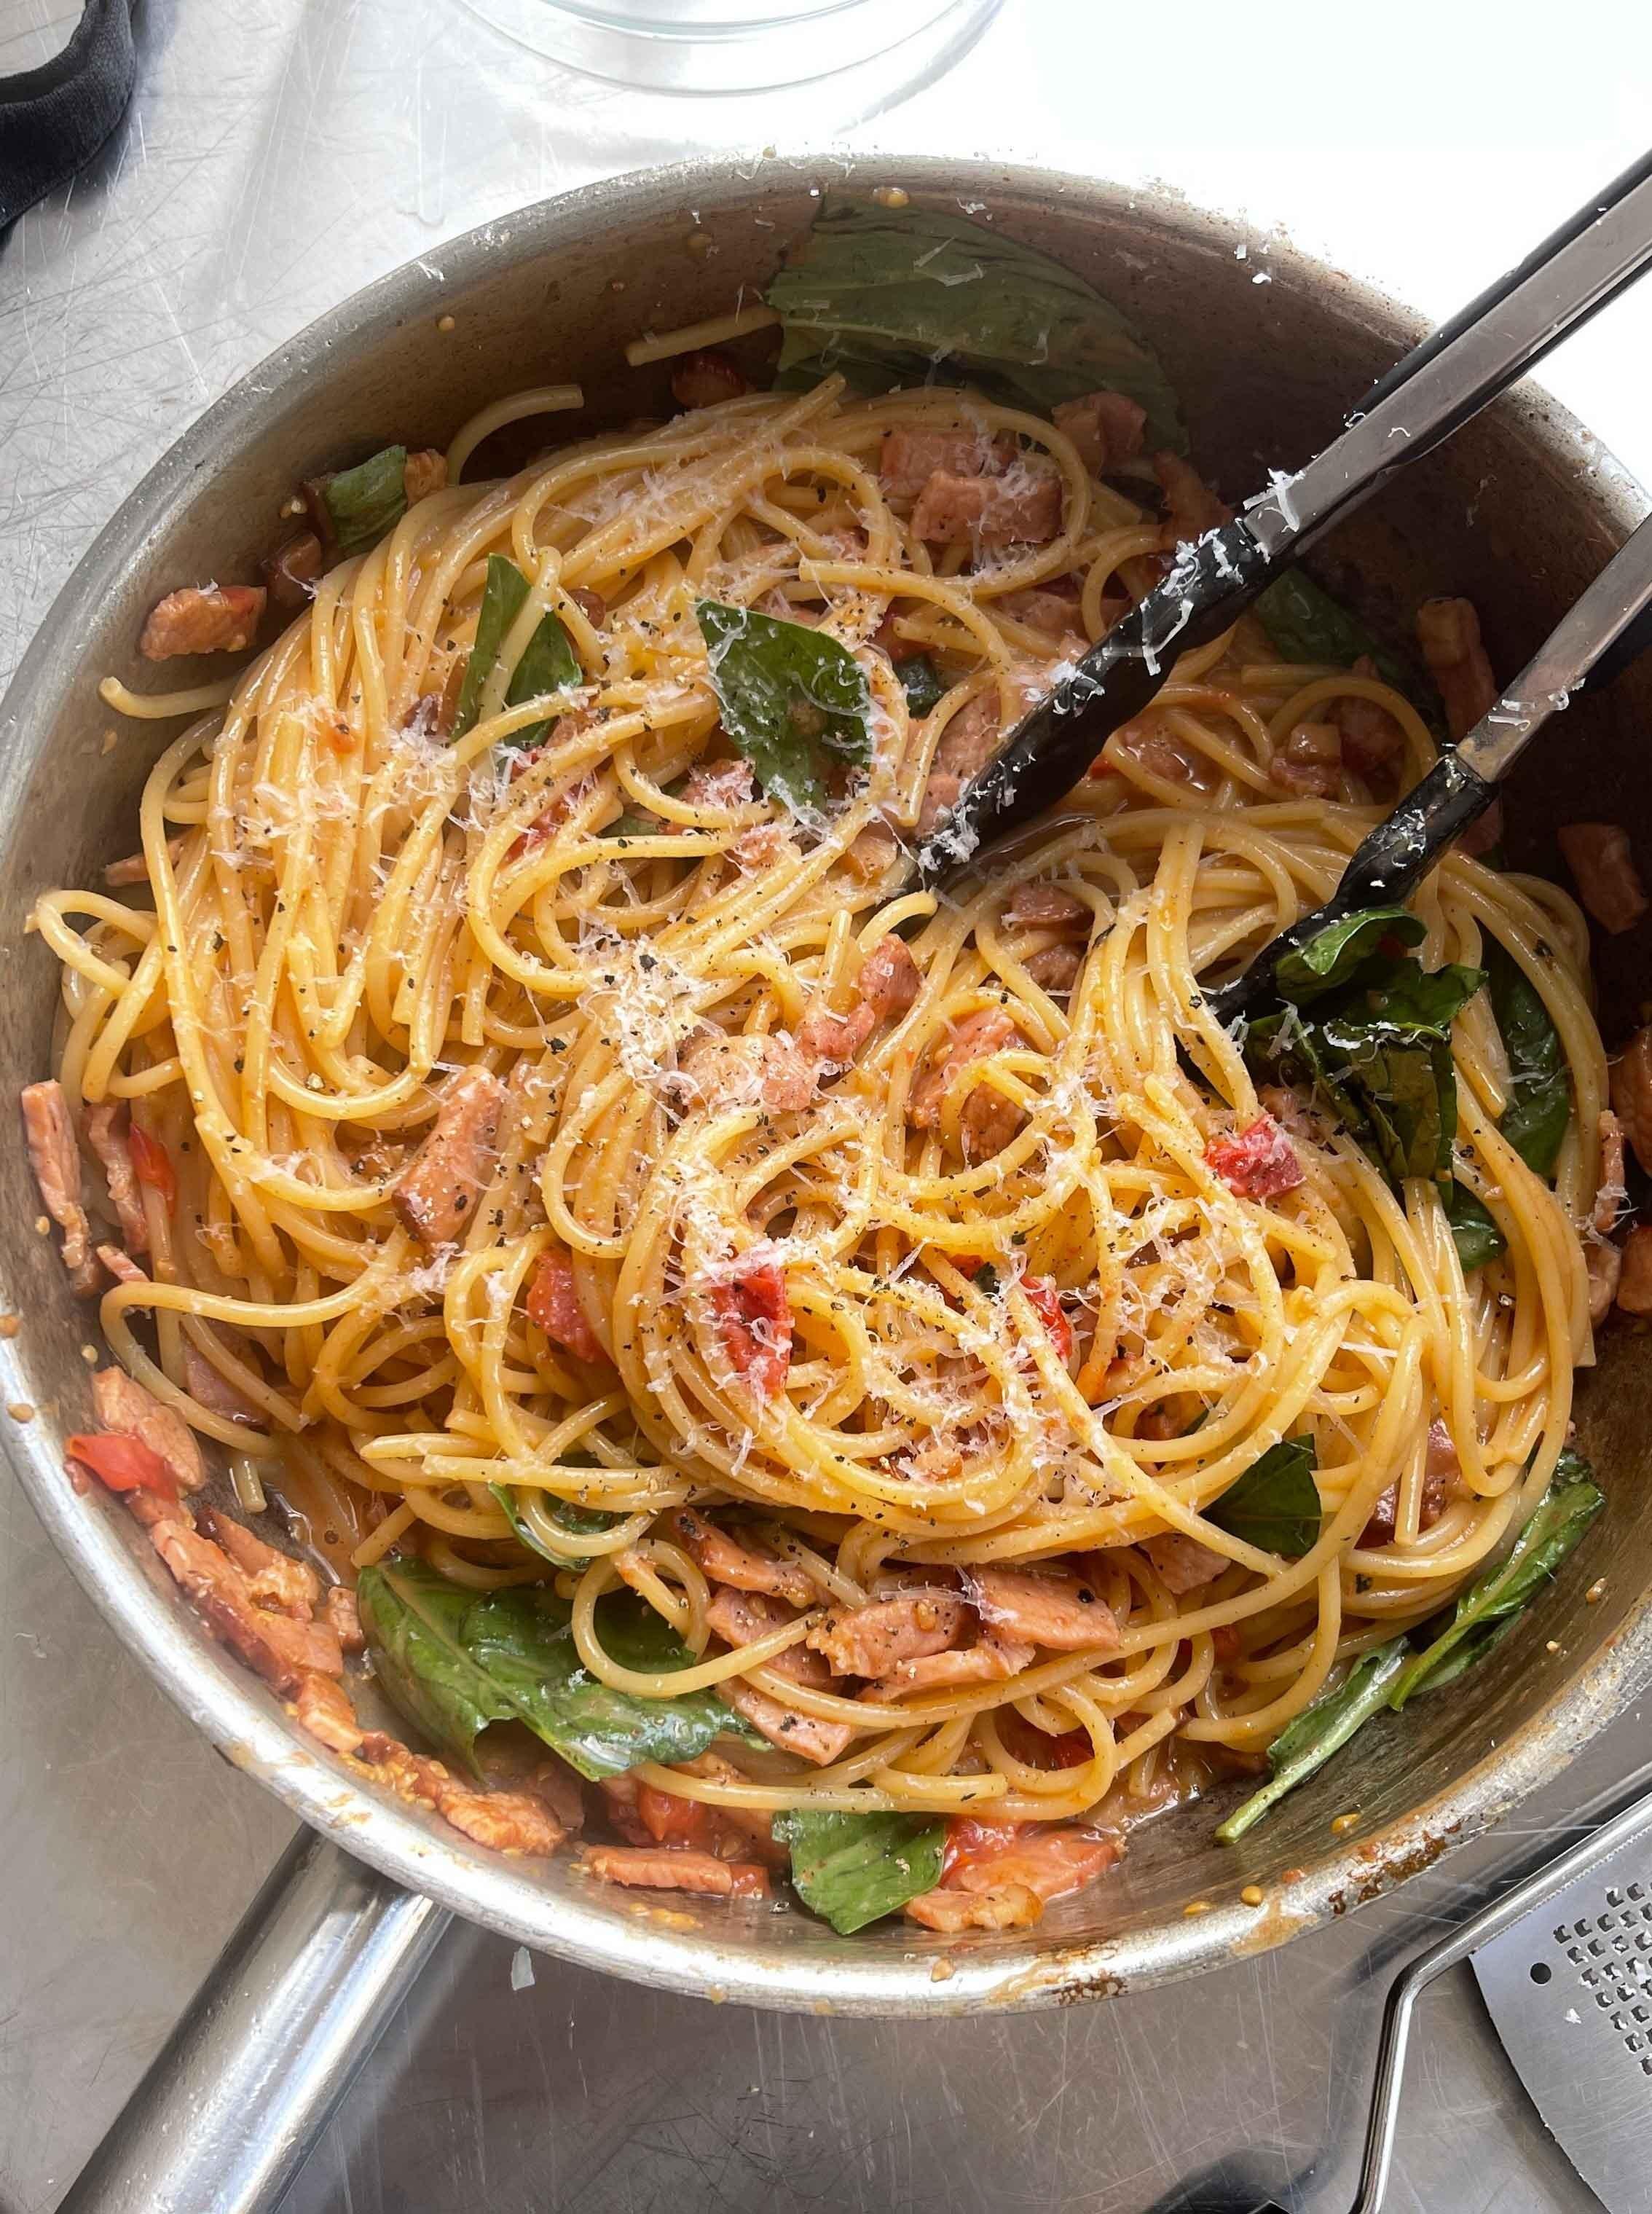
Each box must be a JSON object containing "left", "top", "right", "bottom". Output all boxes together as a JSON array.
[{"left": 7, "top": 154, "right": 1652, "bottom": 2210}]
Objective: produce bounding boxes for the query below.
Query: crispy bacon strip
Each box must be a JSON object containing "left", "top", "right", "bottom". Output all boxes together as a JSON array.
[
  {"left": 580, "top": 1845, "right": 770, "bottom": 1899},
  {"left": 1142, "top": 1532, "right": 1227, "bottom": 1593},
  {"left": 84, "top": 1101, "right": 149, "bottom": 1253},
  {"left": 392, "top": 1067, "right": 505, "bottom": 1249},
  {"left": 667, "top": 1507, "right": 816, "bottom": 1608},
  {"left": 140, "top": 584, "right": 266, "bottom": 660},
  {"left": 807, "top": 1592, "right": 969, "bottom": 1678},
  {"left": 959, "top": 1563, "right": 1118, "bottom": 1652},
  {"left": 525, "top": 1247, "right": 605, "bottom": 1365},
  {"left": 91, "top": 1367, "right": 205, "bottom": 1492},
  {"left": 22, "top": 1080, "right": 98, "bottom": 1295}
]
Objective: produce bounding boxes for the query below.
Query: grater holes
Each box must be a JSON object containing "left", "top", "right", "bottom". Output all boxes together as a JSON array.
[{"left": 1550, "top": 1898, "right": 1652, "bottom": 2069}]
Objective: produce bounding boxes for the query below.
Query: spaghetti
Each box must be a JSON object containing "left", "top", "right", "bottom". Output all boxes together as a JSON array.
[{"left": 36, "top": 367, "right": 1613, "bottom": 1924}]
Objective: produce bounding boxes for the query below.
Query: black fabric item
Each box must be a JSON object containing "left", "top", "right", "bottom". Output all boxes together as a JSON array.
[{"left": 0, "top": 0, "right": 138, "bottom": 232}]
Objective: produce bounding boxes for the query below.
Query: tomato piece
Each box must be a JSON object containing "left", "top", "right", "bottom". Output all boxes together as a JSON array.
[
  {"left": 635, "top": 1783, "right": 716, "bottom": 1850},
  {"left": 525, "top": 1247, "right": 604, "bottom": 1365},
  {"left": 708, "top": 1260, "right": 792, "bottom": 1398},
  {"left": 1020, "top": 1274, "right": 1075, "bottom": 1366},
  {"left": 670, "top": 349, "right": 748, "bottom": 411},
  {"left": 941, "top": 1818, "right": 1031, "bottom": 1883},
  {"left": 1204, "top": 1112, "right": 1304, "bottom": 1199},
  {"left": 127, "top": 1123, "right": 177, "bottom": 1212},
  {"left": 66, "top": 1429, "right": 178, "bottom": 1501}
]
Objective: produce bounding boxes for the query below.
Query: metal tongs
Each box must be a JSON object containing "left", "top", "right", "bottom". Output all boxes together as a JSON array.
[{"left": 916, "top": 147, "right": 1652, "bottom": 1028}]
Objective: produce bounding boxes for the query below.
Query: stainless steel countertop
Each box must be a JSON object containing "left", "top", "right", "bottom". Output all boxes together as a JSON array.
[{"left": 2, "top": 4, "right": 1649, "bottom": 2207}]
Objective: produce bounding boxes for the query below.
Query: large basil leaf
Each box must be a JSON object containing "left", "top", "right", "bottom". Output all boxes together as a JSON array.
[
  {"left": 1272, "top": 907, "right": 1425, "bottom": 1004},
  {"left": 765, "top": 200, "right": 1186, "bottom": 451},
  {"left": 320, "top": 444, "right": 409, "bottom": 557},
  {"left": 488, "top": 1481, "right": 619, "bottom": 1571},
  {"left": 1388, "top": 1452, "right": 1605, "bottom": 1709},
  {"left": 1442, "top": 1179, "right": 1506, "bottom": 1272},
  {"left": 1215, "top": 1638, "right": 1408, "bottom": 1845},
  {"left": 896, "top": 652, "right": 947, "bottom": 718},
  {"left": 1254, "top": 570, "right": 1439, "bottom": 723},
  {"left": 1484, "top": 940, "right": 1571, "bottom": 1179},
  {"left": 453, "top": 554, "right": 580, "bottom": 745},
  {"left": 357, "top": 1560, "right": 749, "bottom": 1781},
  {"left": 1205, "top": 1435, "right": 1321, "bottom": 1558},
  {"left": 696, "top": 599, "right": 873, "bottom": 817},
  {"left": 772, "top": 1807, "right": 945, "bottom": 1935}
]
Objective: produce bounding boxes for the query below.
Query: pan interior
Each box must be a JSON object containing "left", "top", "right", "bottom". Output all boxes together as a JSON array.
[{"left": 4, "top": 154, "right": 1649, "bottom": 2011}]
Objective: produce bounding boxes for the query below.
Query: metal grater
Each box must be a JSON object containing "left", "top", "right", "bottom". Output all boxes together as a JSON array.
[{"left": 1472, "top": 1832, "right": 1652, "bottom": 2213}]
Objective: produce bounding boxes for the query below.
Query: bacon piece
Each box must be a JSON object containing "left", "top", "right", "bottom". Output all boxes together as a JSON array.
[
  {"left": 525, "top": 1246, "right": 604, "bottom": 1364},
  {"left": 402, "top": 448, "right": 449, "bottom": 503},
  {"left": 104, "top": 834, "right": 186, "bottom": 889},
  {"left": 294, "top": 1669, "right": 364, "bottom": 1756},
  {"left": 1611, "top": 1026, "right": 1652, "bottom": 1177},
  {"left": 139, "top": 584, "right": 266, "bottom": 661},
  {"left": 670, "top": 349, "right": 749, "bottom": 412},
  {"left": 1053, "top": 389, "right": 1147, "bottom": 474},
  {"left": 677, "top": 1030, "right": 817, "bottom": 1113},
  {"left": 667, "top": 1507, "right": 816, "bottom": 1607},
  {"left": 83, "top": 1101, "right": 149, "bottom": 1253},
  {"left": 1587, "top": 1236, "right": 1624, "bottom": 1326},
  {"left": 261, "top": 530, "right": 324, "bottom": 611},
  {"left": 879, "top": 426, "right": 1012, "bottom": 499},
  {"left": 1098, "top": 718, "right": 1214, "bottom": 791},
  {"left": 437, "top": 1786, "right": 565, "bottom": 1856},
  {"left": 1154, "top": 452, "right": 1231, "bottom": 543},
  {"left": 325, "top": 1584, "right": 366, "bottom": 1653},
  {"left": 996, "top": 588, "right": 1086, "bottom": 655},
  {"left": 146, "top": 1515, "right": 344, "bottom": 1692},
  {"left": 795, "top": 934, "right": 921, "bottom": 1069},
  {"left": 706, "top": 1586, "right": 854, "bottom": 1765},
  {"left": 683, "top": 757, "right": 757, "bottom": 810},
  {"left": 1558, "top": 823, "right": 1648, "bottom": 936},
  {"left": 1003, "top": 882, "right": 1089, "bottom": 932},
  {"left": 1335, "top": 658, "right": 1406, "bottom": 777},
  {"left": 1256, "top": 1084, "right": 1320, "bottom": 1145},
  {"left": 1616, "top": 1225, "right": 1652, "bottom": 1317},
  {"left": 181, "top": 1338, "right": 264, "bottom": 1426},
  {"left": 392, "top": 1067, "right": 505, "bottom": 1249},
  {"left": 1417, "top": 597, "right": 1496, "bottom": 742},
  {"left": 708, "top": 1260, "right": 792, "bottom": 1398},
  {"left": 1025, "top": 943, "right": 1082, "bottom": 995},
  {"left": 96, "top": 1243, "right": 147, "bottom": 1286},
  {"left": 843, "top": 820, "right": 902, "bottom": 882},
  {"left": 91, "top": 1367, "right": 206, "bottom": 1492},
  {"left": 960, "top": 1563, "right": 1118, "bottom": 1652},
  {"left": 1142, "top": 1531, "right": 1227, "bottom": 1593},
  {"left": 1595, "top": 1110, "right": 1627, "bottom": 1236},
  {"left": 911, "top": 465, "right": 1063, "bottom": 546},
  {"left": 807, "top": 1592, "right": 969, "bottom": 1678},
  {"left": 22, "top": 1080, "right": 98, "bottom": 1295},
  {"left": 868, "top": 1633, "right": 1034, "bottom": 1697},
  {"left": 909, "top": 1007, "right": 1019, "bottom": 1135},
  {"left": 917, "top": 692, "right": 1002, "bottom": 836},
  {"left": 197, "top": 1505, "right": 319, "bottom": 1617},
  {"left": 580, "top": 1845, "right": 769, "bottom": 1898},
  {"left": 1271, "top": 722, "right": 1343, "bottom": 798},
  {"left": 905, "top": 1821, "right": 1121, "bottom": 1931},
  {"left": 1205, "top": 1112, "right": 1305, "bottom": 1199},
  {"left": 1361, "top": 1419, "right": 1460, "bottom": 1545}
]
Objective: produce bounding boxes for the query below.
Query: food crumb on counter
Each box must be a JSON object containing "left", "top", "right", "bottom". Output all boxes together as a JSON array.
[
  {"left": 8, "top": 1401, "right": 34, "bottom": 1421},
  {"left": 1586, "top": 1579, "right": 1608, "bottom": 1604},
  {"left": 929, "top": 1955, "right": 955, "bottom": 1982},
  {"left": 1240, "top": 1885, "right": 1264, "bottom": 1907},
  {"left": 1331, "top": 1810, "right": 1361, "bottom": 1835}
]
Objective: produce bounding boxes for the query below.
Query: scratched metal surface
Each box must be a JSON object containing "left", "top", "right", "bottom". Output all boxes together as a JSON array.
[{"left": 2, "top": 2, "right": 1651, "bottom": 2209}]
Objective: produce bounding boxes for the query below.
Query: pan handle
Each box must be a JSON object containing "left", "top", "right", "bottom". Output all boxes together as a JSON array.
[{"left": 55, "top": 1829, "right": 451, "bottom": 2214}]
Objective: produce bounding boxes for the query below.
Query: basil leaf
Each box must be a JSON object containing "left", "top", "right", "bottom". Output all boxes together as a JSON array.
[
  {"left": 1273, "top": 907, "right": 1425, "bottom": 1003},
  {"left": 1254, "top": 570, "right": 1439, "bottom": 721},
  {"left": 356, "top": 1559, "right": 517, "bottom": 1781},
  {"left": 1215, "top": 1638, "right": 1409, "bottom": 1845},
  {"left": 1442, "top": 1179, "right": 1506, "bottom": 1272},
  {"left": 696, "top": 599, "right": 872, "bottom": 817},
  {"left": 487, "top": 1481, "right": 618, "bottom": 1571},
  {"left": 772, "top": 1807, "right": 945, "bottom": 1935},
  {"left": 972, "top": 1261, "right": 1000, "bottom": 1297},
  {"left": 453, "top": 554, "right": 579, "bottom": 745},
  {"left": 1388, "top": 1458, "right": 1605, "bottom": 1710},
  {"left": 357, "top": 1560, "right": 747, "bottom": 1781},
  {"left": 1206, "top": 1435, "right": 1321, "bottom": 1558},
  {"left": 896, "top": 653, "right": 946, "bottom": 718},
  {"left": 766, "top": 200, "right": 1186, "bottom": 451},
  {"left": 320, "top": 445, "right": 408, "bottom": 557},
  {"left": 1484, "top": 940, "right": 1571, "bottom": 1179}
]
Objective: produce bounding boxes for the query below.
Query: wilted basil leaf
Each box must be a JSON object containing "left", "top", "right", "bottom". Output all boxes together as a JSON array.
[
  {"left": 1215, "top": 1638, "right": 1409, "bottom": 1845},
  {"left": 1441, "top": 1180, "right": 1506, "bottom": 1272},
  {"left": 896, "top": 653, "right": 947, "bottom": 718},
  {"left": 1388, "top": 1453, "right": 1605, "bottom": 1708},
  {"left": 1206, "top": 1435, "right": 1321, "bottom": 1558},
  {"left": 319, "top": 445, "right": 408, "bottom": 557},
  {"left": 773, "top": 1807, "right": 945, "bottom": 1934},
  {"left": 766, "top": 200, "right": 1186, "bottom": 451},
  {"left": 1484, "top": 941, "right": 1571, "bottom": 1179},
  {"left": 453, "top": 555, "right": 580, "bottom": 745},
  {"left": 696, "top": 599, "right": 873, "bottom": 817},
  {"left": 1254, "top": 569, "right": 1439, "bottom": 723},
  {"left": 487, "top": 1481, "right": 618, "bottom": 1571},
  {"left": 1273, "top": 906, "right": 1425, "bottom": 1003}
]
